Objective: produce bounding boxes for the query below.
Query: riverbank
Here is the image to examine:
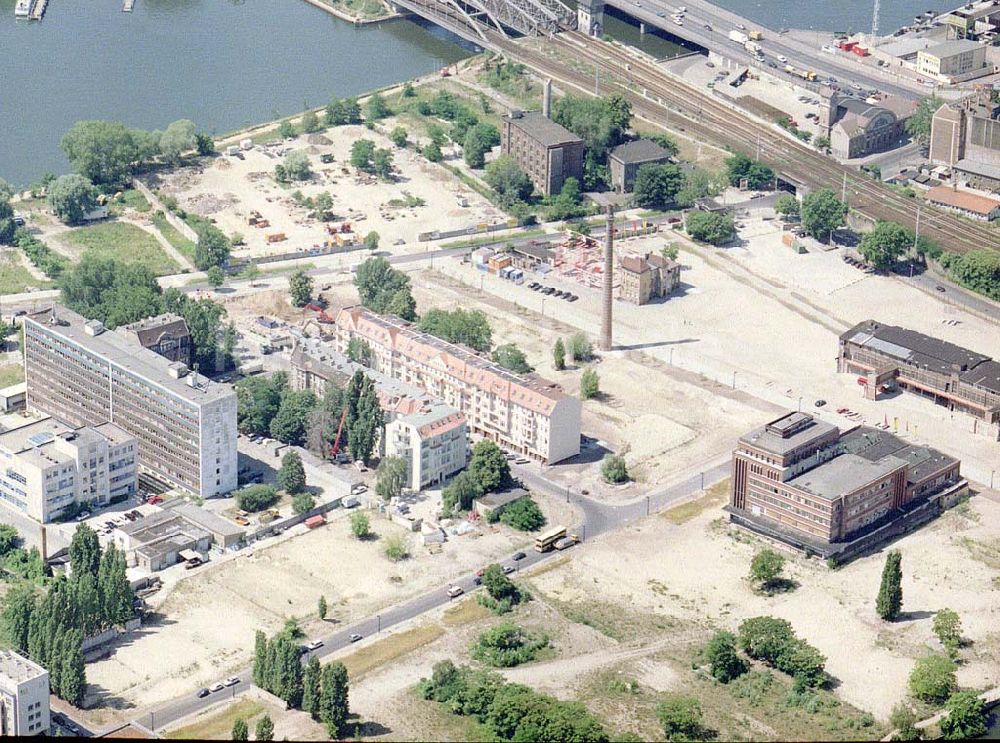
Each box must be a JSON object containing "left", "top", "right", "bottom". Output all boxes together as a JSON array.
[{"left": 299, "top": 0, "right": 403, "bottom": 25}]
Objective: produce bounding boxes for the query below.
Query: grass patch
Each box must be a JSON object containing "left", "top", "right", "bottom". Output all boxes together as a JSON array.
[
  {"left": 64, "top": 222, "right": 179, "bottom": 276},
  {"left": 0, "top": 254, "right": 50, "bottom": 294},
  {"left": 0, "top": 365, "right": 25, "bottom": 388},
  {"left": 152, "top": 212, "right": 197, "bottom": 264},
  {"left": 319, "top": 0, "right": 390, "bottom": 19},
  {"left": 110, "top": 189, "right": 151, "bottom": 215},
  {"left": 442, "top": 598, "right": 492, "bottom": 627},
  {"left": 166, "top": 698, "right": 268, "bottom": 740},
  {"left": 662, "top": 479, "right": 729, "bottom": 525},
  {"left": 525, "top": 555, "right": 570, "bottom": 578},
  {"left": 958, "top": 536, "right": 1000, "bottom": 570},
  {"left": 339, "top": 624, "right": 444, "bottom": 679},
  {"left": 548, "top": 599, "right": 678, "bottom": 642},
  {"left": 440, "top": 228, "right": 546, "bottom": 250}
]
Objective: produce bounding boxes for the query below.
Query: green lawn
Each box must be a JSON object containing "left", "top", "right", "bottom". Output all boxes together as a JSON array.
[
  {"left": 0, "top": 365, "right": 24, "bottom": 389},
  {"left": 319, "top": 0, "right": 390, "bottom": 19},
  {"left": 64, "top": 221, "right": 180, "bottom": 276},
  {"left": 0, "top": 255, "right": 51, "bottom": 295},
  {"left": 166, "top": 699, "right": 270, "bottom": 740},
  {"left": 152, "top": 212, "right": 197, "bottom": 264}
]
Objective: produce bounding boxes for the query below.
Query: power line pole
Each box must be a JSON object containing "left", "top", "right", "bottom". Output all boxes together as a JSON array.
[{"left": 841, "top": 171, "right": 848, "bottom": 203}]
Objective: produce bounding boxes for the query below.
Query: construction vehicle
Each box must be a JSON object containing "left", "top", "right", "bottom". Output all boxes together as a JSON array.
[
  {"left": 303, "top": 303, "right": 334, "bottom": 323},
  {"left": 265, "top": 232, "right": 287, "bottom": 243},
  {"left": 329, "top": 405, "right": 349, "bottom": 458}
]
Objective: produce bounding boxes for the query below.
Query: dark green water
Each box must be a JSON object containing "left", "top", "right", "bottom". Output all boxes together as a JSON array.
[{"left": 0, "top": 0, "right": 469, "bottom": 186}]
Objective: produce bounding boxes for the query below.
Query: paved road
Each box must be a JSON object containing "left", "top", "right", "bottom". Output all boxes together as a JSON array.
[
  {"left": 130, "top": 459, "right": 729, "bottom": 732},
  {"left": 902, "top": 268, "right": 1000, "bottom": 326}
]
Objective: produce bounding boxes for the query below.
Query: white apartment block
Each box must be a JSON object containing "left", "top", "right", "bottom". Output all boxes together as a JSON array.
[
  {"left": 332, "top": 307, "right": 581, "bottom": 463},
  {"left": 22, "top": 307, "right": 238, "bottom": 498},
  {"left": 0, "top": 418, "right": 137, "bottom": 523},
  {"left": 0, "top": 649, "right": 49, "bottom": 736},
  {"left": 385, "top": 405, "right": 468, "bottom": 489}
]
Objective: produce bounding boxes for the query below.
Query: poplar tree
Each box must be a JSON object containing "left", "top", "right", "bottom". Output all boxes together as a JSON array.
[
  {"left": 252, "top": 630, "right": 268, "bottom": 687},
  {"left": 69, "top": 524, "right": 101, "bottom": 578},
  {"left": 320, "top": 661, "right": 350, "bottom": 738},
  {"left": 231, "top": 718, "right": 248, "bottom": 741},
  {"left": 876, "top": 550, "right": 903, "bottom": 621},
  {"left": 255, "top": 714, "right": 274, "bottom": 741},
  {"left": 302, "top": 657, "right": 321, "bottom": 718},
  {"left": 60, "top": 629, "right": 86, "bottom": 707},
  {"left": 318, "top": 595, "right": 328, "bottom": 621}
]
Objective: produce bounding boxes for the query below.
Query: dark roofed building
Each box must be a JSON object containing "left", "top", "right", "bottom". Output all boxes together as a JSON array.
[
  {"left": 501, "top": 111, "right": 584, "bottom": 197},
  {"left": 819, "top": 89, "right": 911, "bottom": 159},
  {"left": 608, "top": 139, "right": 674, "bottom": 193},
  {"left": 121, "top": 314, "right": 192, "bottom": 367}
]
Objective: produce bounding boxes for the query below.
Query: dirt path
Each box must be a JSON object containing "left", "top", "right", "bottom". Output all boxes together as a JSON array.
[{"left": 126, "top": 218, "right": 196, "bottom": 272}]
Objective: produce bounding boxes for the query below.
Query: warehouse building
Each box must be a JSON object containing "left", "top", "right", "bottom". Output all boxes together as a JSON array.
[{"left": 500, "top": 111, "right": 585, "bottom": 197}]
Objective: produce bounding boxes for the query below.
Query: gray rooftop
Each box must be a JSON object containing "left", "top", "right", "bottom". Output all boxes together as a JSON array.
[
  {"left": 837, "top": 426, "right": 959, "bottom": 489},
  {"left": 789, "top": 453, "right": 907, "bottom": 501},
  {"left": 25, "top": 306, "right": 233, "bottom": 405},
  {"left": 165, "top": 501, "right": 247, "bottom": 540},
  {"left": 955, "top": 158, "right": 1000, "bottom": 180},
  {"left": 959, "top": 359, "right": 1000, "bottom": 394},
  {"left": 923, "top": 39, "right": 984, "bottom": 58},
  {"left": 0, "top": 649, "right": 47, "bottom": 683},
  {"left": 740, "top": 412, "right": 838, "bottom": 457},
  {"left": 609, "top": 139, "right": 673, "bottom": 165},
  {"left": 505, "top": 111, "right": 583, "bottom": 148},
  {"left": 841, "top": 320, "right": 989, "bottom": 375}
]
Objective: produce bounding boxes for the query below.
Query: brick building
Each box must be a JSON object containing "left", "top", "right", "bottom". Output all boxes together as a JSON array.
[
  {"left": 121, "top": 313, "right": 192, "bottom": 367},
  {"left": 929, "top": 91, "right": 1000, "bottom": 190},
  {"left": 608, "top": 139, "right": 674, "bottom": 193},
  {"left": 728, "top": 412, "right": 963, "bottom": 553},
  {"left": 617, "top": 252, "right": 680, "bottom": 304},
  {"left": 500, "top": 111, "right": 584, "bottom": 197}
]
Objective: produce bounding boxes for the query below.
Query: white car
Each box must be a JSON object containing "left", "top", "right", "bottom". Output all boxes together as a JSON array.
[
  {"left": 224, "top": 677, "right": 240, "bottom": 687},
  {"left": 75, "top": 511, "right": 90, "bottom": 522},
  {"left": 674, "top": 18, "right": 683, "bottom": 25},
  {"left": 447, "top": 585, "right": 464, "bottom": 598},
  {"left": 209, "top": 682, "right": 225, "bottom": 693},
  {"left": 777, "top": 55, "right": 788, "bottom": 63},
  {"left": 306, "top": 640, "right": 324, "bottom": 651}
]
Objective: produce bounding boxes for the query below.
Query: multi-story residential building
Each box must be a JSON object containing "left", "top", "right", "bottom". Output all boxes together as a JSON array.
[
  {"left": 331, "top": 307, "right": 582, "bottom": 463},
  {"left": 838, "top": 320, "right": 1000, "bottom": 431},
  {"left": 0, "top": 418, "right": 137, "bottom": 523},
  {"left": 22, "top": 307, "right": 237, "bottom": 497},
  {"left": 500, "top": 111, "right": 585, "bottom": 197},
  {"left": 728, "top": 411, "right": 963, "bottom": 555},
  {"left": 291, "top": 337, "right": 469, "bottom": 488},
  {"left": 618, "top": 252, "right": 680, "bottom": 305},
  {"left": 120, "top": 313, "right": 192, "bottom": 367},
  {"left": 0, "top": 649, "right": 49, "bottom": 736},
  {"left": 608, "top": 139, "right": 674, "bottom": 193}
]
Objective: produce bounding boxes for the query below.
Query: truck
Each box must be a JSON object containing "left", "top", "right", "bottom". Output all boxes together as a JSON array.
[
  {"left": 748, "top": 30, "right": 763, "bottom": 40},
  {"left": 728, "top": 29, "right": 749, "bottom": 44},
  {"left": 744, "top": 41, "right": 761, "bottom": 54}
]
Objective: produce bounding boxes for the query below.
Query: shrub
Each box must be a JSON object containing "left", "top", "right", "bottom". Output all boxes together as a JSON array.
[
  {"left": 568, "top": 332, "right": 593, "bottom": 362},
  {"left": 908, "top": 653, "right": 957, "bottom": 704},
  {"left": 738, "top": 616, "right": 825, "bottom": 687},
  {"left": 601, "top": 454, "right": 629, "bottom": 484},
  {"left": 471, "top": 623, "right": 549, "bottom": 667},
  {"left": 940, "top": 690, "right": 988, "bottom": 740},
  {"left": 349, "top": 511, "right": 371, "bottom": 539},
  {"left": 235, "top": 484, "right": 279, "bottom": 512},
  {"left": 657, "top": 695, "right": 705, "bottom": 741},
  {"left": 580, "top": 368, "right": 600, "bottom": 400},
  {"left": 292, "top": 492, "right": 315, "bottom": 515},
  {"left": 499, "top": 498, "right": 546, "bottom": 532},
  {"left": 703, "top": 631, "right": 747, "bottom": 683},
  {"left": 383, "top": 533, "right": 409, "bottom": 561}
]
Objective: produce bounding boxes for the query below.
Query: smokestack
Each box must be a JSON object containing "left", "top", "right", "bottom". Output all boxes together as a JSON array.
[
  {"left": 542, "top": 79, "right": 552, "bottom": 118},
  {"left": 600, "top": 204, "right": 614, "bottom": 352}
]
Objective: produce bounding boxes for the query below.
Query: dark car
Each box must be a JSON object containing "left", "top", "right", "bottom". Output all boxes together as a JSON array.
[
  {"left": 565, "top": 294, "right": 577, "bottom": 302},
  {"left": 814, "top": 399, "right": 827, "bottom": 407},
  {"left": 529, "top": 282, "right": 540, "bottom": 290},
  {"left": 197, "top": 688, "right": 210, "bottom": 698},
  {"left": 512, "top": 551, "right": 527, "bottom": 561},
  {"left": 542, "top": 287, "right": 555, "bottom": 295},
  {"left": 473, "top": 575, "right": 482, "bottom": 585},
  {"left": 13, "top": 310, "right": 26, "bottom": 317},
  {"left": 935, "top": 285, "right": 946, "bottom": 292}
]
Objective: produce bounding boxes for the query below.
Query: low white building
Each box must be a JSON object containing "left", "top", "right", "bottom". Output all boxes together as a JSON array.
[
  {"left": 385, "top": 404, "right": 468, "bottom": 489},
  {"left": 917, "top": 39, "right": 990, "bottom": 82},
  {"left": 0, "top": 417, "right": 137, "bottom": 523},
  {"left": 0, "top": 649, "right": 49, "bottom": 736}
]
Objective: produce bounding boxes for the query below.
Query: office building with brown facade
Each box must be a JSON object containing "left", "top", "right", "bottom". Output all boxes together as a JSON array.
[
  {"left": 332, "top": 306, "right": 581, "bottom": 463},
  {"left": 500, "top": 111, "right": 584, "bottom": 197},
  {"left": 22, "top": 307, "right": 238, "bottom": 497},
  {"left": 728, "top": 412, "right": 963, "bottom": 556}
]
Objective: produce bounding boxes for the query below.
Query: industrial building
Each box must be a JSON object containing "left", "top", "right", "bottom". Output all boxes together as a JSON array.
[
  {"left": 924, "top": 185, "right": 1000, "bottom": 221},
  {"left": 22, "top": 307, "right": 238, "bottom": 498},
  {"left": 617, "top": 252, "right": 680, "bottom": 305},
  {"left": 0, "top": 649, "right": 49, "bottom": 736},
  {"left": 120, "top": 313, "right": 192, "bottom": 367},
  {"left": 727, "top": 412, "right": 964, "bottom": 556},
  {"left": 838, "top": 320, "right": 1000, "bottom": 431},
  {"left": 332, "top": 306, "right": 581, "bottom": 463},
  {"left": 291, "top": 337, "right": 469, "bottom": 488},
  {"left": 818, "top": 88, "right": 913, "bottom": 159},
  {"left": 500, "top": 110, "right": 585, "bottom": 197},
  {"left": 916, "top": 39, "right": 990, "bottom": 82},
  {"left": 608, "top": 139, "right": 674, "bottom": 193},
  {"left": 929, "top": 91, "right": 1000, "bottom": 190},
  {"left": 0, "top": 418, "right": 137, "bottom": 523}
]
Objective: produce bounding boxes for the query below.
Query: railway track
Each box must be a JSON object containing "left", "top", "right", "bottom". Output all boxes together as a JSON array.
[{"left": 494, "top": 30, "right": 999, "bottom": 254}]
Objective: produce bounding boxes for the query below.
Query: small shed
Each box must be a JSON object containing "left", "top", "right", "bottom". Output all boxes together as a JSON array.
[
  {"left": 0, "top": 382, "right": 26, "bottom": 413},
  {"left": 473, "top": 488, "right": 530, "bottom": 519},
  {"left": 304, "top": 515, "right": 327, "bottom": 529}
]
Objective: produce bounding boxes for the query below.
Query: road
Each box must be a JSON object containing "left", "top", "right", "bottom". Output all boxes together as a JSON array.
[{"left": 127, "top": 458, "right": 729, "bottom": 733}]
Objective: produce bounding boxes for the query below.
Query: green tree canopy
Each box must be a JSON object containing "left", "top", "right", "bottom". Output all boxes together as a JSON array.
[
  {"left": 349, "top": 511, "right": 371, "bottom": 539},
  {"left": 231, "top": 718, "right": 248, "bottom": 741},
  {"left": 193, "top": 222, "right": 232, "bottom": 270},
  {"left": 800, "top": 188, "right": 847, "bottom": 242},
  {"left": 48, "top": 174, "right": 99, "bottom": 225},
  {"left": 492, "top": 343, "right": 533, "bottom": 374},
  {"left": 354, "top": 257, "right": 415, "bottom": 317},
  {"left": 657, "top": 695, "right": 705, "bottom": 742},
  {"left": 60, "top": 120, "right": 143, "bottom": 187},
  {"left": 553, "top": 338, "right": 566, "bottom": 371},
  {"left": 289, "top": 269, "right": 314, "bottom": 307},
  {"left": 601, "top": 454, "right": 629, "bottom": 484},
  {"left": 876, "top": 550, "right": 903, "bottom": 621},
  {"left": 442, "top": 470, "right": 484, "bottom": 513},
  {"left": 484, "top": 155, "right": 534, "bottom": 209},
  {"left": 686, "top": 210, "right": 735, "bottom": 245},
  {"left": 580, "top": 368, "right": 600, "bottom": 400},
  {"left": 906, "top": 95, "right": 944, "bottom": 145},
  {"left": 277, "top": 451, "right": 307, "bottom": 494},
  {"left": 948, "top": 249, "right": 1000, "bottom": 302},
  {"left": 373, "top": 148, "right": 394, "bottom": 180},
  {"left": 908, "top": 653, "right": 957, "bottom": 704},
  {"left": 468, "top": 440, "right": 511, "bottom": 493},
  {"left": 235, "top": 484, "right": 280, "bottom": 512},
  {"left": 366, "top": 93, "right": 391, "bottom": 121},
  {"left": 376, "top": 456, "right": 408, "bottom": 501},
  {"left": 749, "top": 549, "right": 786, "bottom": 592},
  {"left": 270, "top": 389, "right": 318, "bottom": 446},
  {"left": 704, "top": 630, "right": 747, "bottom": 683},
  {"left": 859, "top": 221, "right": 910, "bottom": 270},
  {"left": 236, "top": 373, "right": 288, "bottom": 435},
  {"left": 774, "top": 194, "right": 800, "bottom": 218},
  {"left": 390, "top": 126, "right": 408, "bottom": 148},
  {"left": 417, "top": 308, "right": 492, "bottom": 352},
  {"left": 725, "top": 152, "right": 774, "bottom": 190},
  {"left": 940, "top": 690, "right": 988, "bottom": 740},
  {"left": 499, "top": 497, "right": 546, "bottom": 532},
  {"left": 933, "top": 609, "right": 963, "bottom": 658},
  {"left": 350, "top": 139, "right": 376, "bottom": 172},
  {"left": 159, "top": 119, "right": 197, "bottom": 165},
  {"left": 632, "top": 163, "right": 685, "bottom": 209}
]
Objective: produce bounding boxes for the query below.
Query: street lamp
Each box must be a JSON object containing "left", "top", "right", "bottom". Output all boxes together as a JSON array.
[
  {"left": 645, "top": 495, "right": 650, "bottom": 516},
  {"left": 376, "top": 614, "right": 381, "bottom": 634}
]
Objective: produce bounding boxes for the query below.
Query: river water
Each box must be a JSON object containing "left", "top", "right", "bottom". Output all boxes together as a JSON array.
[{"left": 0, "top": 0, "right": 950, "bottom": 186}]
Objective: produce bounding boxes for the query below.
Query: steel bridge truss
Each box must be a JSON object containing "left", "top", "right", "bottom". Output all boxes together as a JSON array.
[{"left": 402, "top": 0, "right": 574, "bottom": 41}]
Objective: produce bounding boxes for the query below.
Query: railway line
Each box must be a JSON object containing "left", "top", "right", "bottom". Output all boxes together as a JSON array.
[{"left": 497, "top": 31, "right": 1000, "bottom": 254}]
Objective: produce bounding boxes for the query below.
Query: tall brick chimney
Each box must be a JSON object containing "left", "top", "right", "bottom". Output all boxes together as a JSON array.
[
  {"left": 600, "top": 204, "right": 614, "bottom": 352},
  {"left": 542, "top": 79, "right": 552, "bottom": 118}
]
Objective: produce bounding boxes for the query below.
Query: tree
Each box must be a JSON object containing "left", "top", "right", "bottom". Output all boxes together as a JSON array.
[
  {"left": 484, "top": 156, "right": 533, "bottom": 208},
  {"left": 385, "top": 287, "right": 417, "bottom": 321},
  {"left": 704, "top": 631, "right": 747, "bottom": 683},
  {"left": 159, "top": 119, "right": 196, "bottom": 164},
  {"left": 270, "top": 390, "right": 317, "bottom": 446},
  {"left": 372, "top": 148, "right": 394, "bottom": 180},
  {"left": 231, "top": 718, "right": 249, "bottom": 741},
  {"left": 601, "top": 454, "right": 629, "bottom": 484},
  {"left": 376, "top": 456, "right": 408, "bottom": 501},
  {"left": 277, "top": 451, "right": 307, "bottom": 494},
  {"left": 60, "top": 629, "right": 87, "bottom": 706},
  {"left": 632, "top": 163, "right": 685, "bottom": 209},
  {"left": 492, "top": 343, "right": 533, "bottom": 374},
  {"left": 346, "top": 338, "right": 372, "bottom": 366},
  {"left": 469, "top": 440, "right": 511, "bottom": 493},
  {"left": 366, "top": 93, "right": 391, "bottom": 121},
  {"left": 906, "top": 95, "right": 944, "bottom": 146},
  {"left": 70, "top": 524, "right": 101, "bottom": 578},
  {"left": 774, "top": 194, "right": 800, "bottom": 219},
  {"left": 725, "top": 152, "right": 774, "bottom": 190},
  {"left": 241, "top": 262, "right": 261, "bottom": 286},
  {"left": 551, "top": 94, "right": 631, "bottom": 187},
  {"left": 383, "top": 533, "right": 409, "bottom": 561},
  {"left": 292, "top": 492, "right": 315, "bottom": 515},
  {"left": 463, "top": 129, "right": 488, "bottom": 169},
  {"left": 859, "top": 221, "right": 910, "bottom": 270},
  {"left": 194, "top": 132, "right": 215, "bottom": 156},
  {"left": 354, "top": 256, "right": 413, "bottom": 314},
  {"left": 320, "top": 661, "right": 350, "bottom": 738},
  {"left": 686, "top": 210, "right": 735, "bottom": 245},
  {"left": 568, "top": 333, "right": 593, "bottom": 362},
  {"left": 657, "top": 695, "right": 705, "bottom": 742},
  {"left": 235, "top": 484, "right": 279, "bottom": 512},
  {"left": 471, "top": 623, "right": 550, "bottom": 667},
  {"left": 194, "top": 222, "right": 232, "bottom": 270},
  {"left": 0, "top": 193, "right": 15, "bottom": 246},
  {"left": 390, "top": 126, "right": 408, "bottom": 148},
  {"left": 284, "top": 151, "right": 311, "bottom": 181},
  {"left": 60, "top": 120, "right": 142, "bottom": 187},
  {"left": 364, "top": 231, "right": 380, "bottom": 251},
  {"left": 949, "top": 249, "right": 1000, "bottom": 301},
  {"left": 206, "top": 266, "right": 225, "bottom": 290},
  {"left": 345, "top": 371, "right": 382, "bottom": 463},
  {"left": 499, "top": 498, "right": 546, "bottom": 532},
  {"left": 423, "top": 141, "right": 443, "bottom": 163},
  {"left": 350, "top": 139, "right": 376, "bottom": 172},
  {"left": 302, "top": 656, "right": 321, "bottom": 718},
  {"left": 237, "top": 373, "right": 288, "bottom": 435},
  {"left": 255, "top": 714, "right": 274, "bottom": 741},
  {"left": 289, "top": 270, "right": 314, "bottom": 308},
  {"left": 60, "top": 254, "right": 163, "bottom": 328},
  {"left": 318, "top": 596, "right": 328, "bottom": 621},
  {"left": 553, "top": 338, "right": 566, "bottom": 371},
  {"left": 876, "top": 550, "right": 903, "bottom": 621},
  {"left": 737, "top": 616, "right": 795, "bottom": 661},
  {"left": 418, "top": 308, "right": 492, "bottom": 352},
  {"left": 278, "top": 119, "right": 296, "bottom": 139},
  {"left": 749, "top": 549, "right": 786, "bottom": 592},
  {"left": 48, "top": 174, "right": 99, "bottom": 225},
  {"left": 442, "top": 470, "right": 484, "bottom": 513},
  {"left": 98, "top": 543, "right": 134, "bottom": 627},
  {"left": 301, "top": 109, "right": 321, "bottom": 134},
  {"left": 0, "top": 524, "right": 18, "bottom": 557},
  {"left": 676, "top": 167, "right": 724, "bottom": 208},
  {"left": 889, "top": 703, "right": 920, "bottom": 741},
  {"left": 482, "top": 563, "right": 521, "bottom": 604},
  {"left": 0, "top": 584, "right": 36, "bottom": 653},
  {"left": 580, "top": 368, "right": 600, "bottom": 400},
  {"left": 908, "top": 653, "right": 957, "bottom": 704},
  {"left": 800, "top": 188, "right": 847, "bottom": 242},
  {"left": 940, "top": 690, "right": 987, "bottom": 740},
  {"left": 933, "top": 609, "right": 963, "bottom": 658},
  {"left": 349, "top": 511, "right": 370, "bottom": 539}
]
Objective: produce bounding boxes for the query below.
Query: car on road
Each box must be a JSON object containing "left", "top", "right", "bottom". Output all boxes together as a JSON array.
[
  {"left": 512, "top": 551, "right": 527, "bottom": 561},
  {"left": 515, "top": 457, "right": 530, "bottom": 464},
  {"left": 65, "top": 721, "right": 80, "bottom": 734},
  {"left": 567, "top": 294, "right": 579, "bottom": 302},
  {"left": 210, "top": 682, "right": 225, "bottom": 693},
  {"left": 473, "top": 575, "right": 482, "bottom": 585},
  {"left": 777, "top": 54, "right": 788, "bottom": 63},
  {"left": 197, "top": 688, "right": 210, "bottom": 698},
  {"left": 306, "top": 640, "right": 324, "bottom": 651},
  {"left": 656, "top": 10, "right": 665, "bottom": 16},
  {"left": 703, "top": 23, "right": 712, "bottom": 30},
  {"left": 75, "top": 511, "right": 90, "bottom": 521},
  {"left": 542, "top": 287, "right": 555, "bottom": 295},
  {"left": 673, "top": 18, "right": 683, "bottom": 25},
  {"left": 502, "top": 565, "right": 515, "bottom": 575},
  {"left": 936, "top": 285, "right": 946, "bottom": 292},
  {"left": 814, "top": 399, "right": 827, "bottom": 407},
  {"left": 447, "top": 585, "right": 464, "bottom": 598},
  {"left": 349, "top": 633, "right": 363, "bottom": 643},
  {"left": 224, "top": 676, "right": 241, "bottom": 686},
  {"left": 529, "top": 282, "right": 540, "bottom": 290},
  {"left": 737, "top": 23, "right": 746, "bottom": 29},
  {"left": 504, "top": 452, "right": 516, "bottom": 460}
]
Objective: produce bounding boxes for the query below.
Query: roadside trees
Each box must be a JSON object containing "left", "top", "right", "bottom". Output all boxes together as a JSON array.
[
  {"left": 632, "top": 163, "right": 685, "bottom": 210},
  {"left": 800, "top": 188, "right": 847, "bottom": 242},
  {"left": 364, "top": 231, "right": 380, "bottom": 251},
  {"left": 468, "top": 440, "right": 511, "bottom": 493},
  {"left": 499, "top": 497, "right": 546, "bottom": 532},
  {"left": 859, "top": 221, "right": 910, "bottom": 270},
  {"left": 774, "top": 194, "right": 800, "bottom": 219},
  {"left": 277, "top": 451, "right": 307, "bottom": 494},
  {"left": 685, "top": 210, "right": 735, "bottom": 245},
  {"left": 206, "top": 266, "right": 225, "bottom": 290},
  {"left": 319, "top": 662, "right": 350, "bottom": 738},
  {"left": 725, "top": 152, "right": 774, "bottom": 190},
  {"left": 193, "top": 223, "right": 231, "bottom": 270}
]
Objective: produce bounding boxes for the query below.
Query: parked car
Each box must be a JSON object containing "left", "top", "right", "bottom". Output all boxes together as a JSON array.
[
  {"left": 447, "top": 585, "right": 464, "bottom": 598},
  {"left": 349, "top": 633, "right": 363, "bottom": 643},
  {"left": 306, "top": 640, "right": 324, "bottom": 651},
  {"left": 936, "top": 285, "right": 946, "bottom": 292},
  {"left": 502, "top": 565, "right": 515, "bottom": 575},
  {"left": 197, "top": 688, "right": 210, "bottom": 698},
  {"left": 224, "top": 676, "right": 241, "bottom": 686},
  {"left": 515, "top": 458, "right": 529, "bottom": 465},
  {"left": 512, "top": 551, "right": 527, "bottom": 561},
  {"left": 814, "top": 399, "right": 827, "bottom": 407}
]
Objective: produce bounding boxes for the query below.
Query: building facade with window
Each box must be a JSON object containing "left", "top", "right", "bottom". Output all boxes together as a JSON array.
[
  {"left": 22, "top": 307, "right": 237, "bottom": 497},
  {"left": 121, "top": 313, "right": 192, "bottom": 367},
  {"left": 0, "top": 649, "right": 49, "bottom": 736},
  {"left": 500, "top": 111, "right": 585, "bottom": 197}
]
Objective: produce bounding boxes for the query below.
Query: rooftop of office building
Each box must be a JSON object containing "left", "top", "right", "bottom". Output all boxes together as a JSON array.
[
  {"left": 0, "top": 648, "right": 47, "bottom": 683},
  {"left": 0, "top": 417, "right": 132, "bottom": 469},
  {"left": 739, "top": 412, "right": 838, "bottom": 457}
]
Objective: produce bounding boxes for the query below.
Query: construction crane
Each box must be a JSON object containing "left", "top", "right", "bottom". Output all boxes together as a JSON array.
[
  {"left": 303, "top": 303, "right": 334, "bottom": 323},
  {"left": 871, "top": 0, "right": 881, "bottom": 37},
  {"left": 329, "top": 406, "right": 349, "bottom": 458}
]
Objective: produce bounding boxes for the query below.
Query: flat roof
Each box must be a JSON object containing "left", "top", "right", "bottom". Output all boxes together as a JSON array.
[
  {"left": 0, "top": 382, "right": 26, "bottom": 398},
  {"left": 838, "top": 426, "right": 959, "bottom": 486},
  {"left": 955, "top": 158, "right": 1000, "bottom": 180},
  {"left": 841, "top": 320, "right": 990, "bottom": 374},
  {"left": 0, "top": 648, "right": 46, "bottom": 683},
  {"left": 789, "top": 453, "right": 906, "bottom": 501},
  {"left": 164, "top": 501, "right": 247, "bottom": 539},
  {"left": 25, "top": 306, "right": 233, "bottom": 405},
  {"left": 921, "top": 39, "right": 984, "bottom": 58},
  {"left": 739, "top": 412, "right": 838, "bottom": 457},
  {"left": 504, "top": 111, "right": 583, "bottom": 148}
]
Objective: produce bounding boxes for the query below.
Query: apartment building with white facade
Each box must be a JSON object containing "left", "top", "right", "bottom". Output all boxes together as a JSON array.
[
  {"left": 332, "top": 307, "right": 581, "bottom": 463},
  {"left": 0, "top": 649, "right": 49, "bottom": 736},
  {"left": 22, "top": 307, "right": 237, "bottom": 497},
  {"left": 0, "top": 418, "right": 137, "bottom": 523}
]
